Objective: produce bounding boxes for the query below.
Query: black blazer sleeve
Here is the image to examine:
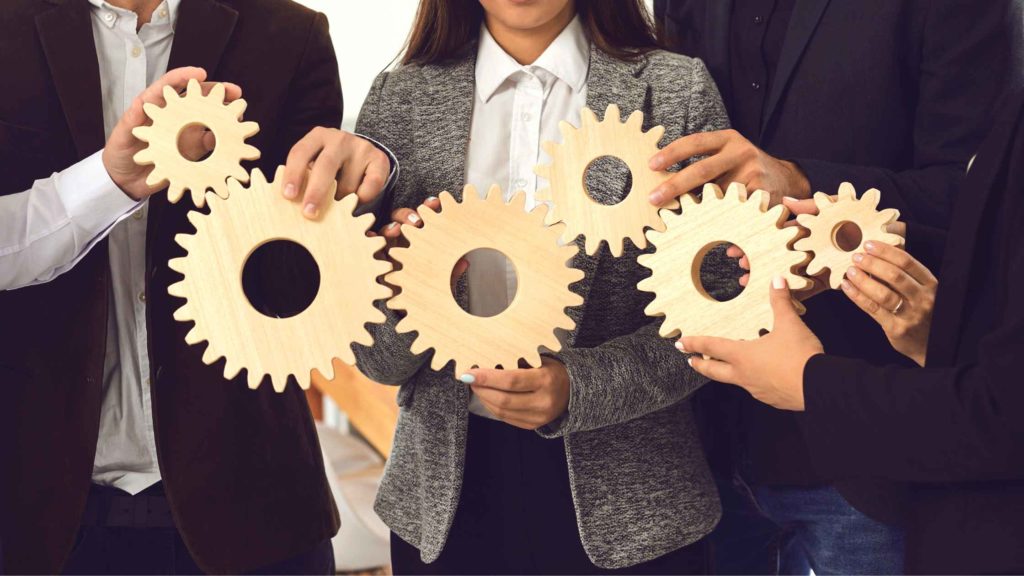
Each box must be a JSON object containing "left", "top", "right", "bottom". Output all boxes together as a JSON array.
[
  {"left": 795, "top": 0, "right": 1023, "bottom": 229},
  {"left": 801, "top": 241, "right": 1024, "bottom": 484},
  {"left": 904, "top": 222, "right": 947, "bottom": 276}
]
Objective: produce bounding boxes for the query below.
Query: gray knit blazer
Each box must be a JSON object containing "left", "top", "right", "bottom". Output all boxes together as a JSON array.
[{"left": 353, "top": 44, "right": 731, "bottom": 569}]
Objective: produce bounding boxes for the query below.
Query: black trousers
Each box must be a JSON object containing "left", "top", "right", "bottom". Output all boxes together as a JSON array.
[
  {"left": 63, "top": 483, "right": 333, "bottom": 575},
  {"left": 391, "top": 414, "right": 708, "bottom": 575}
]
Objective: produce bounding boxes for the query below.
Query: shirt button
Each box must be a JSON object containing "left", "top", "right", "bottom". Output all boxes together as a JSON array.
[
  {"left": 159, "top": 8, "right": 168, "bottom": 18},
  {"left": 754, "top": 15, "right": 764, "bottom": 24},
  {"left": 133, "top": 210, "right": 145, "bottom": 221},
  {"left": 752, "top": 82, "right": 762, "bottom": 91},
  {"left": 521, "top": 112, "right": 532, "bottom": 122},
  {"left": 131, "top": 46, "right": 143, "bottom": 58},
  {"left": 138, "top": 291, "right": 147, "bottom": 303},
  {"left": 103, "top": 12, "right": 115, "bottom": 22},
  {"left": 513, "top": 178, "right": 528, "bottom": 189}
]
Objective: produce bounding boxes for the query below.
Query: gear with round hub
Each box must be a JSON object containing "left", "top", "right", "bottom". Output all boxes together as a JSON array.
[
  {"left": 133, "top": 79, "right": 260, "bottom": 207},
  {"left": 534, "top": 104, "right": 677, "bottom": 257},
  {"left": 793, "top": 183, "right": 904, "bottom": 289},
  {"left": 167, "top": 167, "right": 392, "bottom": 392},
  {"left": 637, "top": 183, "right": 812, "bottom": 341},
  {"left": 385, "top": 185, "right": 584, "bottom": 376}
]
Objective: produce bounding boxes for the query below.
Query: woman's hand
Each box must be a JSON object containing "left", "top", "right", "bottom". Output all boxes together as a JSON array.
[
  {"left": 282, "top": 127, "right": 391, "bottom": 219},
  {"left": 679, "top": 277, "right": 824, "bottom": 411},
  {"left": 378, "top": 196, "right": 469, "bottom": 292},
  {"left": 842, "top": 241, "right": 937, "bottom": 367},
  {"left": 459, "top": 357, "right": 571, "bottom": 430}
]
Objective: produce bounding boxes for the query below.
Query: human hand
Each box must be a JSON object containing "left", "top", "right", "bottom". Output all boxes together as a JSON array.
[
  {"left": 104, "top": 67, "right": 242, "bottom": 201},
  {"left": 679, "top": 276, "right": 823, "bottom": 411},
  {"left": 460, "top": 357, "right": 571, "bottom": 430},
  {"left": 282, "top": 127, "right": 390, "bottom": 220},
  {"left": 648, "top": 129, "right": 811, "bottom": 207},
  {"left": 379, "top": 196, "right": 469, "bottom": 292},
  {"left": 842, "top": 241, "right": 936, "bottom": 367}
]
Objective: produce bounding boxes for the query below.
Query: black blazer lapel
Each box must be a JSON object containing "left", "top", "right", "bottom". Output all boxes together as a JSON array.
[
  {"left": 927, "top": 98, "right": 1024, "bottom": 364},
  {"left": 36, "top": 0, "right": 105, "bottom": 159},
  {"left": 761, "top": 0, "right": 831, "bottom": 134}
]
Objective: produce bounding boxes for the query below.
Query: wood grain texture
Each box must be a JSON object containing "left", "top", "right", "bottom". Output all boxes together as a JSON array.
[
  {"left": 638, "top": 183, "right": 813, "bottom": 341},
  {"left": 168, "top": 166, "right": 393, "bottom": 392},
  {"left": 794, "top": 182, "right": 905, "bottom": 289},
  {"left": 133, "top": 79, "right": 260, "bottom": 207},
  {"left": 534, "top": 104, "right": 678, "bottom": 257},
  {"left": 386, "top": 185, "right": 584, "bottom": 376}
]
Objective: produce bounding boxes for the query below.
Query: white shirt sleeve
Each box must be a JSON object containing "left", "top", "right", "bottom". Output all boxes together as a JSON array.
[{"left": 0, "top": 151, "right": 142, "bottom": 291}]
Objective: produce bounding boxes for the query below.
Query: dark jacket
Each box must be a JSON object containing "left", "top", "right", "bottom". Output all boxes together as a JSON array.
[
  {"left": 655, "top": 0, "right": 1023, "bottom": 523},
  {"left": 0, "top": 0, "right": 343, "bottom": 572},
  {"left": 802, "top": 93, "right": 1024, "bottom": 574}
]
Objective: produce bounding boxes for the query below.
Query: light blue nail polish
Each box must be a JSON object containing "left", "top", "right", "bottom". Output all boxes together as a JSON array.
[
  {"left": 427, "top": 196, "right": 438, "bottom": 202},
  {"left": 459, "top": 373, "right": 475, "bottom": 384}
]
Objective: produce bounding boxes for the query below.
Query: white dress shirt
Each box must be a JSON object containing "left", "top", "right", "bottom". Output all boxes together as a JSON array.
[{"left": 464, "top": 17, "right": 589, "bottom": 418}]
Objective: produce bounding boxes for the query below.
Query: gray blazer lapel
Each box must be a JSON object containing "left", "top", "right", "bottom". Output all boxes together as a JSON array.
[{"left": 563, "top": 48, "right": 651, "bottom": 341}]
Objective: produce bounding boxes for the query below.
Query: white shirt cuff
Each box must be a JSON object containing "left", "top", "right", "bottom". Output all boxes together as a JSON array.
[{"left": 54, "top": 151, "right": 143, "bottom": 236}]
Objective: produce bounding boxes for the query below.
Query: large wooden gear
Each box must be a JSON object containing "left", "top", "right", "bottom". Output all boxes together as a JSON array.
[
  {"left": 167, "top": 167, "right": 392, "bottom": 392},
  {"left": 386, "top": 185, "right": 584, "bottom": 376},
  {"left": 794, "top": 183, "right": 904, "bottom": 289},
  {"left": 133, "top": 79, "right": 260, "bottom": 207},
  {"left": 637, "top": 183, "right": 812, "bottom": 341},
  {"left": 534, "top": 104, "right": 677, "bottom": 257}
]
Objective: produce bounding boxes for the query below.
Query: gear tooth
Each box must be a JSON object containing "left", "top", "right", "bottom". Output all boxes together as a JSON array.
[
  {"left": 838, "top": 182, "right": 856, "bottom": 200},
  {"left": 608, "top": 237, "right": 625, "bottom": 258},
  {"left": 173, "top": 304, "right": 193, "bottom": 322},
  {"left": 558, "top": 120, "right": 576, "bottom": 140},
  {"left": 861, "top": 187, "right": 881, "bottom": 208},
  {"left": 795, "top": 213, "right": 816, "bottom": 227},
  {"left": 541, "top": 140, "right": 560, "bottom": 158},
  {"left": 725, "top": 182, "right": 748, "bottom": 202},
  {"left": 804, "top": 258, "right": 825, "bottom": 277},
  {"left": 509, "top": 190, "right": 528, "bottom": 212},
  {"left": 882, "top": 233, "right": 906, "bottom": 248},
  {"left": 241, "top": 144, "right": 261, "bottom": 160},
  {"left": 646, "top": 124, "right": 666, "bottom": 146},
  {"left": 227, "top": 98, "right": 248, "bottom": 118},
  {"left": 239, "top": 121, "right": 260, "bottom": 138},
  {"left": 186, "top": 210, "right": 207, "bottom": 229},
  {"left": 132, "top": 148, "right": 154, "bottom": 165},
  {"left": 145, "top": 169, "right": 168, "bottom": 189},
  {"left": 207, "top": 82, "right": 226, "bottom": 103},
  {"left": 603, "top": 103, "right": 622, "bottom": 123},
  {"left": 813, "top": 192, "right": 834, "bottom": 210},
  {"left": 191, "top": 189, "right": 208, "bottom": 208},
  {"left": 247, "top": 370, "right": 265, "bottom": 391},
  {"left": 481, "top": 183, "right": 500, "bottom": 201},
  {"left": 438, "top": 191, "right": 458, "bottom": 211},
  {"left": 580, "top": 107, "right": 599, "bottom": 127},
  {"left": 702, "top": 183, "right": 724, "bottom": 199},
  {"left": 223, "top": 358, "right": 243, "bottom": 381},
  {"left": 165, "top": 184, "right": 184, "bottom": 204},
  {"left": 227, "top": 177, "right": 247, "bottom": 196},
  {"left": 879, "top": 208, "right": 900, "bottom": 224},
  {"left": 534, "top": 163, "right": 551, "bottom": 180},
  {"left": 201, "top": 344, "right": 221, "bottom": 366},
  {"left": 625, "top": 110, "right": 644, "bottom": 129},
  {"left": 793, "top": 237, "right": 812, "bottom": 252},
  {"left": 184, "top": 326, "right": 205, "bottom": 345},
  {"left": 186, "top": 78, "right": 203, "bottom": 97},
  {"left": 167, "top": 280, "right": 187, "bottom": 298},
  {"left": 132, "top": 125, "right": 153, "bottom": 143},
  {"left": 167, "top": 257, "right": 187, "bottom": 273}
]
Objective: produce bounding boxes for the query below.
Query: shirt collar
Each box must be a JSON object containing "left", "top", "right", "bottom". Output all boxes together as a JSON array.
[
  {"left": 88, "top": 0, "right": 181, "bottom": 31},
  {"left": 475, "top": 15, "right": 590, "bottom": 103}
]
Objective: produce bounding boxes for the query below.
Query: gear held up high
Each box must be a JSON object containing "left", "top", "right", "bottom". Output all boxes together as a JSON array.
[{"left": 132, "top": 83, "right": 904, "bottom": 392}]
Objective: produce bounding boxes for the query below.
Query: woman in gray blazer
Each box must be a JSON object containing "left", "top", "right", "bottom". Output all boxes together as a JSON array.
[{"left": 349, "top": 0, "right": 732, "bottom": 572}]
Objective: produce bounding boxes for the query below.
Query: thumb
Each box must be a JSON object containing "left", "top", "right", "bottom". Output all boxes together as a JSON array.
[{"left": 769, "top": 275, "right": 800, "bottom": 325}]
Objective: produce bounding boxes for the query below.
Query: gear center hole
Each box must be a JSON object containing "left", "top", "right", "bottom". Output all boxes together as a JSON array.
[
  {"left": 832, "top": 221, "right": 864, "bottom": 252},
  {"left": 453, "top": 248, "right": 519, "bottom": 318},
  {"left": 693, "top": 242, "right": 748, "bottom": 303},
  {"left": 583, "top": 156, "right": 632, "bottom": 206},
  {"left": 177, "top": 122, "right": 217, "bottom": 162},
  {"left": 242, "top": 240, "right": 321, "bottom": 319}
]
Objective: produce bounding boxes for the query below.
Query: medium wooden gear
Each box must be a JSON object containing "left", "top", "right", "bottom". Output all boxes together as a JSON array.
[
  {"left": 133, "top": 79, "right": 260, "bottom": 207},
  {"left": 386, "top": 185, "right": 584, "bottom": 376},
  {"left": 794, "top": 182, "right": 904, "bottom": 289},
  {"left": 637, "top": 183, "right": 812, "bottom": 341},
  {"left": 534, "top": 104, "right": 677, "bottom": 257},
  {"left": 168, "top": 167, "right": 392, "bottom": 392}
]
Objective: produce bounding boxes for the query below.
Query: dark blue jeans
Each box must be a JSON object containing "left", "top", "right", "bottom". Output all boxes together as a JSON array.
[{"left": 708, "top": 473, "right": 904, "bottom": 575}]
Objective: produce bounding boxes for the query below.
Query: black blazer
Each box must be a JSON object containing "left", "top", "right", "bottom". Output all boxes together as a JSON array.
[
  {"left": 802, "top": 94, "right": 1024, "bottom": 574},
  {"left": 655, "top": 0, "right": 1023, "bottom": 523},
  {"left": 0, "top": 0, "right": 342, "bottom": 572}
]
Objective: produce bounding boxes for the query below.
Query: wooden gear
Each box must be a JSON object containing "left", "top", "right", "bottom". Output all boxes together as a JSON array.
[
  {"left": 385, "top": 185, "right": 584, "bottom": 376},
  {"left": 637, "top": 183, "right": 812, "bottom": 341},
  {"left": 534, "top": 104, "right": 677, "bottom": 257},
  {"left": 793, "top": 182, "right": 904, "bottom": 289},
  {"left": 133, "top": 79, "right": 260, "bottom": 207},
  {"left": 167, "top": 167, "right": 392, "bottom": 392}
]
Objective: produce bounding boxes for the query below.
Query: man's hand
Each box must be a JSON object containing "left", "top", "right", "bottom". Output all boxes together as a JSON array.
[
  {"left": 680, "top": 276, "right": 824, "bottom": 411},
  {"left": 460, "top": 357, "right": 570, "bottom": 430},
  {"left": 648, "top": 129, "right": 811, "bottom": 207},
  {"left": 282, "top": 127, "right": 390, "bottom": 220},
  {"left": 103, "top": 66, "right": 242, "bottom": 201}
]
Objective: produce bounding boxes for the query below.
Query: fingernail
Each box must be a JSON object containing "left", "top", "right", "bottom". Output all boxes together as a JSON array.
[
  {"left": 687, "top": 358, "right": 695, "bottom": 367},
  {"left": 387, "top": 222, "right": 398, "bottom": 230},
  {"left": 841, "top": 279, "right": 853, "bottom": 291},
  {"left": 407, "top": 213, "right": 421, "bottom": 224},
  {"left": 649, "top": 190, "right": 665, "bottom": 205},
  {"left": 865, "top": 241, "right": 876, "bottom": 252},
  {"left": 675, "top": 341, "right": 686, "bottom": 353},
  {"left": 783, "top": 196, "right": 797, "bottom": 202},
  {"left": 459, "top": 373, "right": 475, "bottom": 384},
  {"left": 852, "top": 253, "right": 864, "bottom": 263},
  {"left": 847, "top": 267, "right": 858, "bottom": 278},
  {"left": 649, "top": 156, "right": 665, "bottom": 170},
  {"left": 772, "top": 275, "right": 787, "bottom": 289},
  {"left": 304, "top": 203, "right": 318, "bottom": 218},
  {"left": 284, "top": 183, "right": 298, "bottom": 199},
  {"left": 426, "top": 196, "right": 438, "bottom": 202}
]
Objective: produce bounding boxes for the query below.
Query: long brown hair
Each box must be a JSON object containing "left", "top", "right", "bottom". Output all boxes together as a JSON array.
[{"left": 401, "top": 0, "right": 660, "bottom": 66}]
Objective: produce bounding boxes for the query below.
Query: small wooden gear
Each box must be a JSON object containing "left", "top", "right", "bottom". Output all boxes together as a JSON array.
[
  {"left": 386, "top": 185, "right": 584, "bottom": 376},
  {"left": 133, "top": 79, "right": 260, "bottom": 207},
  {"left": 794, "top": 182, "right": 904, "bottom": 289},
  {"left": 637, "top": 183, "right": 812, "bottom": 341},
  {"left": 168, "top": 167, "right": 392, "bottom": 392},
  {"left": 534, "top": 104, "right": 677, "bottom": 257}
]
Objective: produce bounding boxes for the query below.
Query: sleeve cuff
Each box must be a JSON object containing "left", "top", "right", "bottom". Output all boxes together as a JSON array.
[
  {"left": 54, "top": 151, "right": 142, "bottom": 236},
  {"left": 354, "top": 133, "right": 398, "bottom": 217}
]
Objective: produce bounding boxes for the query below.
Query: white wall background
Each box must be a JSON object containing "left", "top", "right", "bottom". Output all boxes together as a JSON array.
[{"left": 293, "top": 1, "right": 656, "bottom": 130}]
